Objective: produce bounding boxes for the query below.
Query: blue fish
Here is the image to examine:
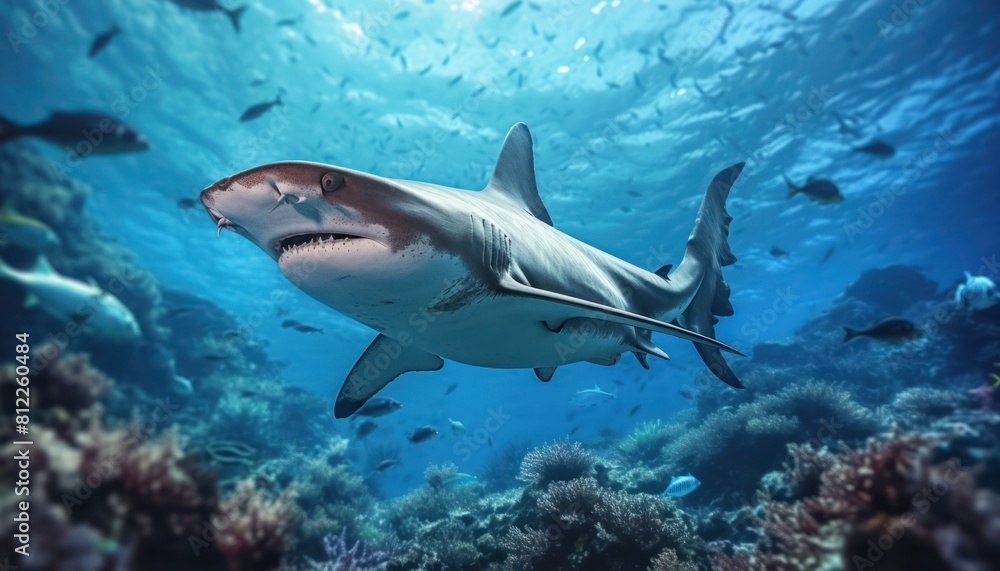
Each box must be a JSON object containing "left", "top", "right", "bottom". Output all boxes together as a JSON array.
[{"left": 662, "top": 474, "right": 701, "bottom": 497}]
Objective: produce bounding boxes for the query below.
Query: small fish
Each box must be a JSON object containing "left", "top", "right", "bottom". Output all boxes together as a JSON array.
[
  {"left": 852, "top": 140, "right": 895, "bottom": 158},
  {"left": 568, "top": 426, "right": 580, "bottom": 435},
  {"left": 679, "top": 389, "right": 693, "bottom": 400},
  {"left": 275, "top": 15, "right": 302, "bottom": 27},
  {"left": 663, "top": 474, "right": 701, "bottom": 497},
  {"left": 88, "top": 25, "right": 121, "bottom": 58},
  {"left": 843, "top": 317, "right": 922, "bottom": 344},
  {"left": 249, "top": 78, "right": 266, "bottom": 87},
  {"left": 612, "top": 379, "right": 625, "bottom": 387},
  {"left": 281, "top": 319, "right": 301, "bottom": 328},
  {"left": 639, "top": 382, "right": 647, "bottom": 393},
  {"left": 407, "top": 425, "right": 439, "bottom": 444},
  {"left": 375, "top": 458, "right": 399, "bottom": 471},
  {"left": 444, "top": 383, "right": 458, "bottom": 395},
  {"left": 0, "top": 111, "right": 148, "bottom": 157},
  {"left": 0, "top": 207, "right": 60, "bottom": 251},
  {"left": 355, "top": 397, "right": 403, "bottom": 417},
  {"left": 570, "top": 384, "right": 616, "bottom": 407},
  {"left": 785, "top": 175, "right": 844, "bottom": 204},
  {"left": 177, "top": 197, "right": 198, "bottom": 210},
  {"left": 633, "top": 73, "right": 645, "bottom": 90},
  {"left": 202, "top": 353, "right": 227, "bottom": 361},
  {"left": 171, "top": 375, "right": 195, "bottom": 396},
  {"left": 770, "top": 246, "right": 790, "bottom": 258},
  {"left": 356, "top": 420, "right": 378, "bottom": 439},
  {"left": 627, "top": 405, "right": 640, "bottom": 417},
  {"left": 500, "top": 0, "right": 523, "bottom": 18},
  {"left": 293, "top": 324, "right": 324, "bottom": 334},
  {"left": 449, "top": 418, "right": 466, "bottom": 435},
  {"left": 240, "top": 94, "right": 283, "bottom": 122},
  {"left": 448, "top": 74, "right": 463, "bottom": 86},
  {"left": 820, "top": 247, "right": 836, "bottom": 264},
  {"left": 418, "top": 65, "right": 433, "bottom": 76}
]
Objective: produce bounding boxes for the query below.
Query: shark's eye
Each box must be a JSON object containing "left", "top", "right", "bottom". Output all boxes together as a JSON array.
[{"left": 321, "top": 172, "right": 345, "bottom": 193}]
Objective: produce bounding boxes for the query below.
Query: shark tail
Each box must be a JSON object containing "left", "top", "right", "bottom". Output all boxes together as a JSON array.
[
  {"left": 674, "top": 162, "right": 745, "bottom": 389},
  {"left": 226, "top": 6, "right": 247, "bottom": 33}
]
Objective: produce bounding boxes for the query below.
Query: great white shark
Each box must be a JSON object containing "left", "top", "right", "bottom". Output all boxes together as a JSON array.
[{"left": 201, "top": 123, "right": 746, "bottom": 418}]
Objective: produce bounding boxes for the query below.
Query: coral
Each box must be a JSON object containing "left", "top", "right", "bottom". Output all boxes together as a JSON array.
[
  {"left": 617, "top": 420, "right": 683, "bottom": 464},
  {"left": 319, "top": 528, "right": 394, "bottom": 570},
  {"left": 217, "top": 479, "right": 299, "bottom": 571},
  {"left": 0, "top": 347, "right": 111, "bottom": 442},
  {"left": 647, "top": 548, "right": 697, "bottom": 571},
  {"left": 650, "top": 380, "right": 876, "bottom": 509},
  {"left": 276, "top": 437, "right": 373, "bottom": 560},
  {"left": 497, "top": 474, "right": 700, "bottom": 571},
  {"left": 717, "top": 433, "right": 1000, "bottom": 570},
  {"left": 0, "top": 349, "right": 297, "bottom": 571},
  {"left": 424, "top": 462, "right": 462, "bottom": 490},
  {"left": 889, "top": 387, "right": 971, "bottom": 428},
  {"left": 519, "top": 440, "right": 596, "bottom": 488}
]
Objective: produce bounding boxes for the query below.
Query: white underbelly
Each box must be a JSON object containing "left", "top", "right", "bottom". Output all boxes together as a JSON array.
[{"left": 372, "top": 294, "right": 630, "bottom": 368}]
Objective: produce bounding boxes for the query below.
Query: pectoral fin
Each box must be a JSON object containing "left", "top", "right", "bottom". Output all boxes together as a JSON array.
[
  {"left": 497, "top": 276, "right": 744, "bottom": 356},
  {"left": 334, "top": 334, "right": 443, "bottom": 418}
]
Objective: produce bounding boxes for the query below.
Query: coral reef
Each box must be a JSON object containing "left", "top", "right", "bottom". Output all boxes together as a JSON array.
[
  {"left": 518, "top": 440, "right": 597, "bottom": 488},
  {"left": 317, "top": 528, "right": 394, "bottom": 570},
  {"left": 637, "top": 380, "right": 877, "bottom": 506},
  {"left": 0, "top": 348, "right": 297, "bottom": 571},
  {"left": 714, "top": 434, "right": 1000, "bottom": 570},
  {"left": 497, "top": 475, "right": 701, "bottom": 570}
]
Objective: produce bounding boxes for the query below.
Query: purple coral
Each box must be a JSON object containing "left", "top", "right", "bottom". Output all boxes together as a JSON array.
[{"left": 321, "top": 528, "right": 392, "bottom": 571}]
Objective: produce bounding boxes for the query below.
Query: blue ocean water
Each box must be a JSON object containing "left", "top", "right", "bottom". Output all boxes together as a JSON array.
[{"left": 2, "top": 1, "right": 999, "bottom": 568}]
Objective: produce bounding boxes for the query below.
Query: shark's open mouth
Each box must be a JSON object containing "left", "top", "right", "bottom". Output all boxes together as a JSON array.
[{"left": 278, "top": 233, "right": 365, "bottom": 254}]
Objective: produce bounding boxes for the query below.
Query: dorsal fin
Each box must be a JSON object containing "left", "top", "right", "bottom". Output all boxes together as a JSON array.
[
  {"left": 33, "top": 255, "right": 56, "bottom": 276},
  {"left": 485, "top": 123, "right": 553, "bottom": 226}
]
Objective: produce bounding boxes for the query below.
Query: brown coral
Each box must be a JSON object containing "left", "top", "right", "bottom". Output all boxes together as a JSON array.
[{"left": 717, "top": 434, "right": 1000, "bottom": 570}]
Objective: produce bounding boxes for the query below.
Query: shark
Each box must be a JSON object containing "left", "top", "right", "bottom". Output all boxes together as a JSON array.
[{"left": 200, "top": 123, "right": 746, "bottom": 418}]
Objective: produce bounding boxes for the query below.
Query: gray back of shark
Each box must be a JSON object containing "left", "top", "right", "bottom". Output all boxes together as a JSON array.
[{"left": 201, "top": 123, "right": 747, "bottom": 417}]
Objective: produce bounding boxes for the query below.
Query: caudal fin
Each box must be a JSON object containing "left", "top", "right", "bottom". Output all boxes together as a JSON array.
[
  {"left": 842, "top": 326, "right": 860, "bottom": 343},
  {"left": 0, "top": 115, "right": 24, "bottom": 144},
  {"left": 675, "top": 163, "right": 745, "bottom": 389},
  {"left": 784, "top": 175, "right": 799, "bottom": 199},
  {"left": 226, "top": 6, "right": 247, "bottom": 33}
]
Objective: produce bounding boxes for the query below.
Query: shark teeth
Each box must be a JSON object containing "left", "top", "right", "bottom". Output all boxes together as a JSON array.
[
  {"left": 216, "top": 217, "right": 233, "bottom": 237},
  {"left": 278, "top": 233, "right": 362, "bottom": 254}
]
